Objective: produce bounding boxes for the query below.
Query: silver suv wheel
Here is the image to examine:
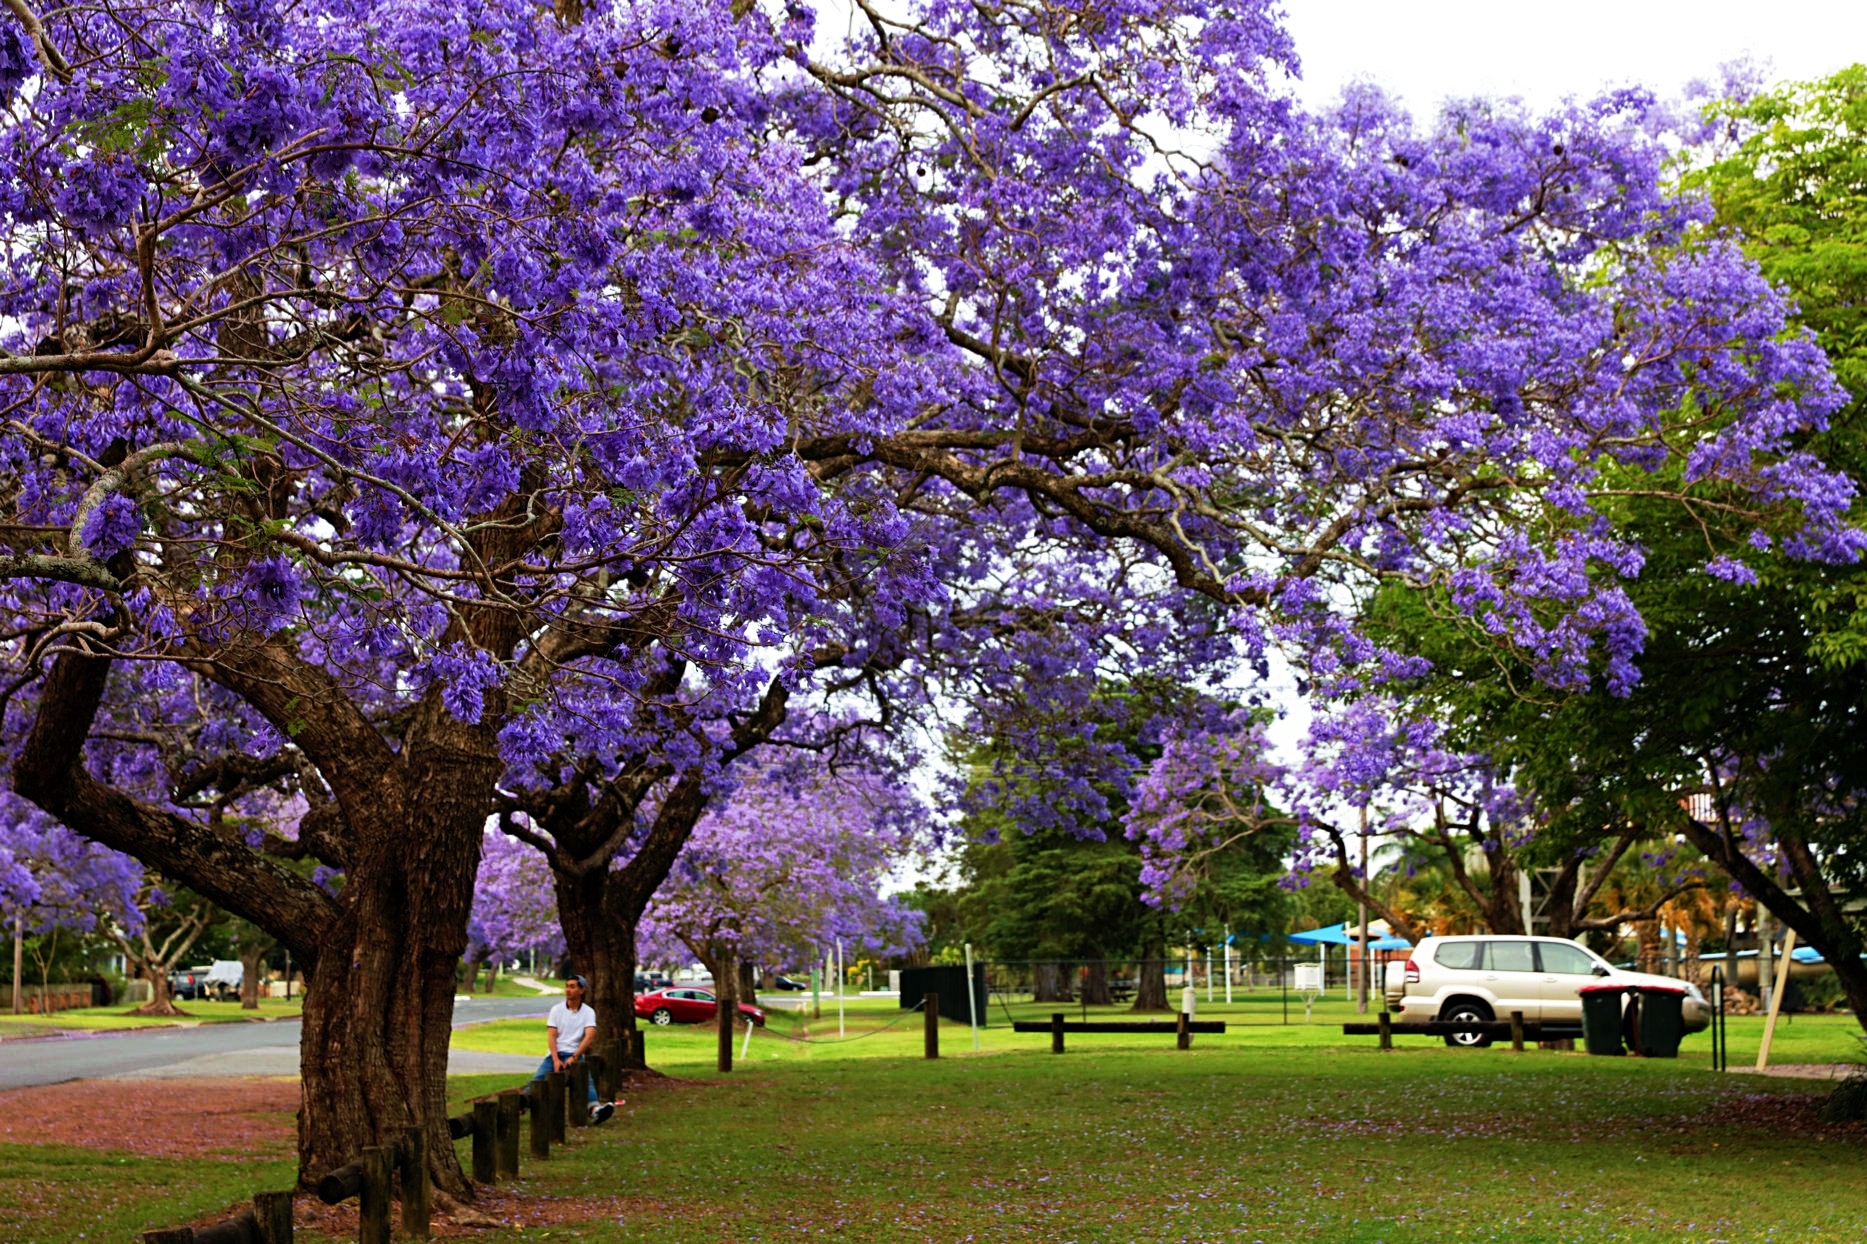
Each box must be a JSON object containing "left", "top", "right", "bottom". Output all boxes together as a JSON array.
[{"left": 1441, "top": 999, "right": 1495, "bottom": 1048}]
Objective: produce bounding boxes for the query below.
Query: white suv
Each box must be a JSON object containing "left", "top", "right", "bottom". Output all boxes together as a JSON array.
[{"left": 1386, "top": 935, "right": 1711, "bottom": 1047}]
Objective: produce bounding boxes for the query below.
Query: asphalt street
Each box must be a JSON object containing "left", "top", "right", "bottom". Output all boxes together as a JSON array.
[{"left": 0, "top": 996, "right": 550, "bottom": 1090}]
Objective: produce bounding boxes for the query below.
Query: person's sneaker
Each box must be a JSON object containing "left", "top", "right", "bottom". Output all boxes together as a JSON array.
[{"left": 592, "top": 1102, "right": 614, "bottom": 1125}]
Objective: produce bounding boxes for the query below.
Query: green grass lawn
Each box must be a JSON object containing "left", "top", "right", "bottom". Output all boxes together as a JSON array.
[
  {"left": 7, "top": 993, "right": 1862, "bottom": 1242},
  {"left": 453, "top": 991, "right": 1867, "bottom": 1070},
  {"left": 0, "top": 996, "right": 306, "bottom": 1037},
  {"left": 0, "top": 1144, "right": 298, "bottom": 1244},
  {"left": 466, "top": 973, "right": 567, "bottom": 998},
  {"left": 430, "top": 998, "right": 1867, "bottom": 1244}
]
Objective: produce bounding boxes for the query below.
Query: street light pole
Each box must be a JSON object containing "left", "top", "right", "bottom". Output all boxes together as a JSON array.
[{"left": 1356, "top": 805, "right": 1370, "bottom": 1015}]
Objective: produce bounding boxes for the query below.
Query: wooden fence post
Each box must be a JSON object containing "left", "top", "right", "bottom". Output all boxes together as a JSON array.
[
  {"left": 1509, "top": 1011, "right": 1525, "bottom": 1053},
  {"left": 471, "top": 1101, "right": 498, "bottom": 1183},
  {"left": 716, "top": 1005, "right": 734, "bottom": 1074},
  {"left": 253, "top": 1190, "right": 293, "bottom": 1244},
  {"left": 569, "top": 1061, "right": 592, "bottom": 1126},
  {"left": 1051, "top": 1011, "right": 1065, "bottom": 1054},
  {"left": 1176, "top": 1011, "right": 1191, "bottom": 1050},
  {"left": 922, "top": 990, "right": 940, "bottom": 1059},
  {"left": 358, "top": 1146, "right": 393, "bottom": 1244},
  {"left": 586, "top": 1050, "right": 607, "bottom": 1102},
  {"left": 496, "top": 1091, "right": 521, "bottom": 1178},
  {"left": 529, "top": 1082, "right": 551, "bottom": 1160},
  {"left": 606, "top": 1038, "right": 625, "bottom": 1095},
  {"left": 1377, "top": 1011, "right": 1392, "bottom": 1051},
  {"left": 401, "top": 1125, "right": 432, "bottom": 1237},
  {"left": 546, "top": 1071, "right": 568, "bottom": 1143}
]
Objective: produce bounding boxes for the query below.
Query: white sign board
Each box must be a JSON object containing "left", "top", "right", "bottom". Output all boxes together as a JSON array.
[{"left": 1294, "top": 963, "right": 1325, "bottom": 994}]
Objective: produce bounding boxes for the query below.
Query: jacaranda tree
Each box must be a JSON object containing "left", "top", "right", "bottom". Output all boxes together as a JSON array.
[
  {"left": 466, "top": 825, "right": 562, "bottom": 991},
  {"left": 0, "top": 0, "right": 1856, "bottom": 1194},
  {"left": 637, "top": 761, "right": 927, "bottom": 1025},
  {"left": 0, "top": 0, "right": 930, "bottom": 1193}
]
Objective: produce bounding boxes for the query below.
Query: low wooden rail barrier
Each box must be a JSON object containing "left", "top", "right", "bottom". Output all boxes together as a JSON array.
[
  {"left": 139, "top": 1190, "right": 294, "bottom": 1243},
  {"left": 145, "top": 1042, "right": 633, "bottom": 1242},
  {"left": 1013, "top": 1013, "right": 1225, "bottom": 1052}
]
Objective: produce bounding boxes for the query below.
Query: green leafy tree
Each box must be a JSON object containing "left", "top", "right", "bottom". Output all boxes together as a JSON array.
[
  {"left": 1362, "top": 67, "right": 1867, "bottom": 1026},
  {"left": 945, "top": 681, "right": 1293, "bottom": 1010}
]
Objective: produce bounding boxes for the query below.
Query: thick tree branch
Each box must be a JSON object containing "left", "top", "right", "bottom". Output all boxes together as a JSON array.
[
  {"left": 1, "top": 0, "right": 70, "bottom": 82},
  {"left": 14, "top": 649, "right": 338, "bottom": 966}
]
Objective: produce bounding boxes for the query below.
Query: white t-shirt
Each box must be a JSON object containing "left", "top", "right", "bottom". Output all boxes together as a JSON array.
[{"left": 547, "top": 1001, "right": 597, "bottom": 1056}]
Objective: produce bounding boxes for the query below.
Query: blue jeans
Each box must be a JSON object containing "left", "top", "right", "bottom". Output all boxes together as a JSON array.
[{"left": 530, "top": 1054, "right": 600, "bottom": 1105}]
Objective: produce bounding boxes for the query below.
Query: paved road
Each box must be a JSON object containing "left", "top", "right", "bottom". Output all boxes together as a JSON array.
[{"left": 0, "top": 996, "right": 550, "bottom": 1090}]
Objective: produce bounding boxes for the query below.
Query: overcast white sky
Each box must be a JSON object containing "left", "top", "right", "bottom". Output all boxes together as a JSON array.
[{"left": 1280, "top": 0, "right": 1866, "bottom": 114}]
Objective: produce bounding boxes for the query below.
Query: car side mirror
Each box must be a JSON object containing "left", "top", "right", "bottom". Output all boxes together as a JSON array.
[{"left": 1591, "top": 965, "right": 1611, "bottom": 977}]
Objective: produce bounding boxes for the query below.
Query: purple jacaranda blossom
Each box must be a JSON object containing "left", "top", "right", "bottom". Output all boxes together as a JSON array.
[
  {"left": 638, "top": 764, "right": 930, "bottom": 971},
  {"left": 469, "top": 826, "right": 564, "bottom": 963},
  {"left": 0, "top": 796, "right": 145, "bottom": 937},
  {"left": 79, "top": 493, "right": 140, "bottom": 558}
]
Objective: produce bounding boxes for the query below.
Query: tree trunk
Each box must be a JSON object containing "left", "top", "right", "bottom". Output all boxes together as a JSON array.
[
  {"left": 1032, "top": 961, "right": 1061, "bottom": 1003},
  {"left": 14, "top": 647, "right": 494, "bottom": 1196},
  {"left": 486, "top": 961, "right": 501, "bottom": 994},
  {"left": 130, "top": 962, "right": 189, "bottom": 1017},
  {"left": 1634, "top": 919, "right": 1663, "bottom": 975},
  {"left": 550, "top": 860, "right": 644, "bottom": 1070},
  {"left": 738, "top": 960, "right": 758, "bottom": 1002},
  {"left": 294, "top": 785, "right": 485, "bottom": 1197},
  {"left": 530, "top": 676, "right": 794, "bottom": 1075},
  {"left": 1132, "top": 945, "right": 1168, "bottom": 1012},
  {"left": 714, "top": 949, "right": 737, "bottom": 1073},
  {"left": 1082, "top": 957, "right": 1112, "bottom": 1006},
  {"left": 239, "top": 946, "right": 268, "bottom": 1010}
]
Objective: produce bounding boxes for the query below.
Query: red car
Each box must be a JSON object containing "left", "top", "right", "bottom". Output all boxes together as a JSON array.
[{"left": 633, "top": 987, "right": 766, "bottom": 1027}]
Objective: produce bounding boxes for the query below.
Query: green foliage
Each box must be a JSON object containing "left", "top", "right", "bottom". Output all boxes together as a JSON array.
[
  {"left": 1370, "top": 67, "right": 1867, "bottom": 918},
  {"left": 1820, "top": 1068, "right": 1867, "bottom": 1123},
  {"left": 1694, "top": 66, "right": 1867, "bottom": 404},
  {"left": 917, "top": 679, "right": 1294, "bottom": 962}
]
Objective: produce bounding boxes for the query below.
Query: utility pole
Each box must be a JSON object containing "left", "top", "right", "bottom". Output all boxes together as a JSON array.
[
  {"left": 964, "top": 942, "right": 979, "bottom": 1052},
  {"left": 1356, "top": 805, "right": 1370, "bottom": 1015},
  {"left": 1756, "top": 906, "right": 1775, "bottom": 1013},
  {"left": 1223, "top": 924, "right": 1233, "bottom": 1005}
]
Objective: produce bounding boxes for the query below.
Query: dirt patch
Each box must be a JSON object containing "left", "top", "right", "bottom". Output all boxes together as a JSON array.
[
  {"left": 0, "top": 1076, "right": 299, "bottom": 1158},
  {"left": 1744, "top": 1062, "right": 1858, "bottom": 1081},
  {"left": 613, "top": 1067, "right": 712, "bottom": 1091},
  {"left": 1705, "top": 1088, "right": 1867, "bottom": 1142}
]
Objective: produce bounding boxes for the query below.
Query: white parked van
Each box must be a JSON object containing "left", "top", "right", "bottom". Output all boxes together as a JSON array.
[{"left": 1386, "top": 935, "right": 1711, "bottom": 1047}]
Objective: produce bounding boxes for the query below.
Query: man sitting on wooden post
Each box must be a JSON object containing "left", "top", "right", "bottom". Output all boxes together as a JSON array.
[{"left": 529, "top": 975, "right": 615, "bottom": 1125}]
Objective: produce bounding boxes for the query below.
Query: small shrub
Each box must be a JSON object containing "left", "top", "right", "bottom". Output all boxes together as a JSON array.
[
  {"left": 1819, "top": 1069, "right": 1867, "bottom": 1124},
  {"left": 1796, "top": 971, "right": 1846, "bottom": 1013}
]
